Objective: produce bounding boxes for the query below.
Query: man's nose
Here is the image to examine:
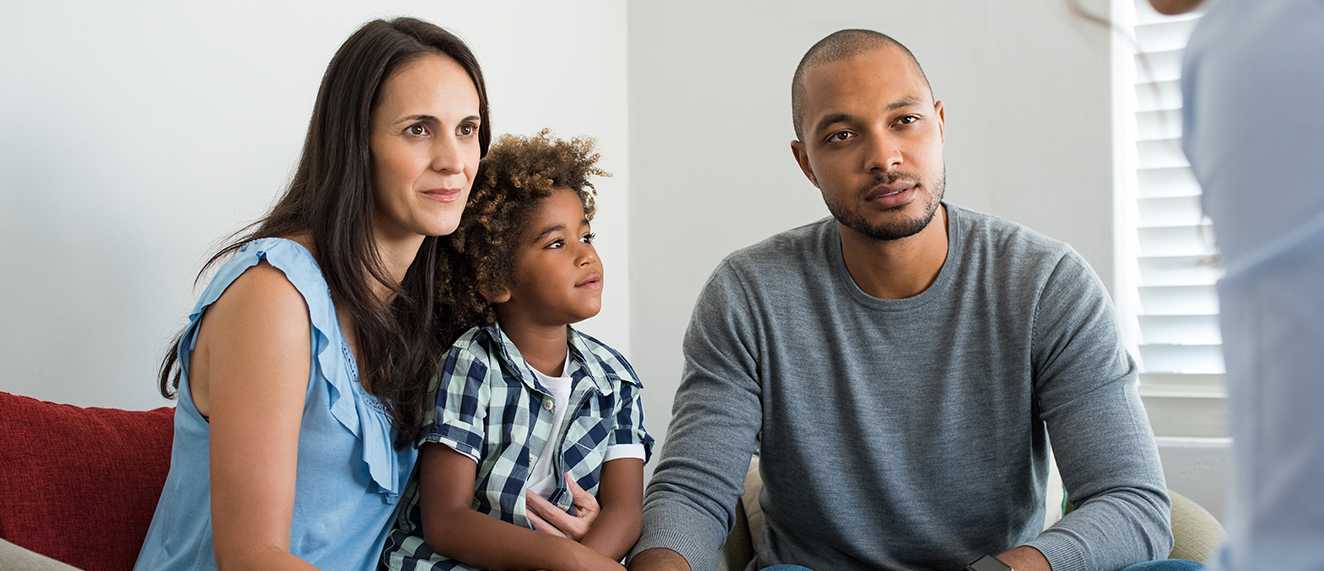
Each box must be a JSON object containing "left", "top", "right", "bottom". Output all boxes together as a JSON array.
[{"left": 864, "top": 133, "right": 903, "bottom": 173}]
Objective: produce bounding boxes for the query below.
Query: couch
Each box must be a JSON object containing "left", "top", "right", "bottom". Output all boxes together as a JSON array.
[
  {"left": 0, "top": 391, "right": 174, "bottom": 571},
  {"left": 717, "top": 456, "right": 1228, "bottom": 571},
  {"left": 0, "top": 391, "right": 1226, "bottom": 571}
]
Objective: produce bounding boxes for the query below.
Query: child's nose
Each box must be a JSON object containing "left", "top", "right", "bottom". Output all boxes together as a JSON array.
[{"left": 577, "top": 246, "right": 598, "bottom": 266}]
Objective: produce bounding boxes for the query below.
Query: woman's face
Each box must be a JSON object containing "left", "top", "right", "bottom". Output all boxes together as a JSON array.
[{"left": 368, "top": 53, "right": 482, "bottom": 245}]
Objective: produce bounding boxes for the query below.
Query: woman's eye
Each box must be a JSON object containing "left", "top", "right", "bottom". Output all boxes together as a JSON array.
[
  {"left": 458, "top": 122, "right": 477, "bottom": 136},
  {"left": 407, "top": 123, "right": 429, "bottom": 137}
]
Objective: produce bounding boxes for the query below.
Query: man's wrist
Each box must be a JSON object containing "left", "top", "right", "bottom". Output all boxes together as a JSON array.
[
  {"left": 993, "top": 545, "right": 1051, "bottom": 571},
  {"left": 965, "top": 554, "right": 1014, "bottom": 571}
]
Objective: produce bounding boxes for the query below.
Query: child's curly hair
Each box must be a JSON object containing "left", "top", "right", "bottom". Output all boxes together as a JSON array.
[{"left": 437, "top": 129, "right": 610, "bottom": 335}]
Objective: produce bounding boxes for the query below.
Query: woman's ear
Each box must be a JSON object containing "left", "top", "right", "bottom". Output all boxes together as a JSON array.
[{"left": 480, "top": 286, "right": 511, "bottom": 304}]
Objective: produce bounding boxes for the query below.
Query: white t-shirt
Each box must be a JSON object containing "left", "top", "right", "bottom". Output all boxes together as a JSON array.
[{"left": 526, "top": 353, "right": 645, "bottom": 500}]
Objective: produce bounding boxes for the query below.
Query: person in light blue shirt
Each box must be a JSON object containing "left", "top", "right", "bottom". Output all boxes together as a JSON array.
[
  {"left": 133, "top": 17, "right": 493, "bottom": 571},
  {"left": 1148, "top": 0, "right": 1324, "bottom": 569}
]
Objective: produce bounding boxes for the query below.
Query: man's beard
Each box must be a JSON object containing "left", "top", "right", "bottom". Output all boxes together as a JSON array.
[{"left": 824, "top": 168, "right": 946, "bottom": 241}]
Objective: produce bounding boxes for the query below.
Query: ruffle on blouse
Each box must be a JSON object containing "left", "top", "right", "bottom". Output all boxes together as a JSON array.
[{"left": 183, "top": 238, "right": 407, "bottom": 502}]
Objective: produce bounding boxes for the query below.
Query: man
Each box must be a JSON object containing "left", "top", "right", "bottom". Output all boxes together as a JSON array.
[{"left": 629, "top": 30, "right": 1174, "bottom": 571}]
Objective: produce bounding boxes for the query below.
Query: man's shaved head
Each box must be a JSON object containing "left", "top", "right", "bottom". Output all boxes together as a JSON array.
[{"left": 791, "top": 29, "right": 932, "bottom": 141}]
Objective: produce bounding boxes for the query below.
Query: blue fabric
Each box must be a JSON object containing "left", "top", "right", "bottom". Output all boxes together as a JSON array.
[
  {"left": 133, "top": 238, "right": 418, "bottom": 571},
  {"left": 1182, "top": 2, "right": 1324, "bottom": 571},
  {"left": 1120, "top": 560, "right": 1205, "bottom": 571},
  {"left": 759, "top": 559, "right": 1204, "bottom": 570},
  {"left": 381, "top": 323, "right": 653, "bottom": 571}
]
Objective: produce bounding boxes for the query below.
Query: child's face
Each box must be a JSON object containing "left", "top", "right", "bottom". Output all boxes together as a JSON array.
[{"left": 497, "top": 188, "right": 603, "bottom": 326}]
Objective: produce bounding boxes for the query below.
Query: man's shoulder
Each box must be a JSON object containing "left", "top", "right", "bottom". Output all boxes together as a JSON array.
[
  {"left": 951, "top": 204, "right": 1076, "bottom": 267},
  {"left": 949, "top": 204, "right": 1105, "bottom": 307},
  {"left": 720, "top": 217, "right": 835, "bottom": 273}
]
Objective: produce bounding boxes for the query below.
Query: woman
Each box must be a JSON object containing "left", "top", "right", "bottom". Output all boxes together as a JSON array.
[{"left": 133, "top": 17, "right": 490, "bottom": 571}]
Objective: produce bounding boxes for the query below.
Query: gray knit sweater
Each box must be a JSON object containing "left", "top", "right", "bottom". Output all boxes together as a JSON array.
[{"left": 634, "top": 205, "right": 1171, "bottom": 571}]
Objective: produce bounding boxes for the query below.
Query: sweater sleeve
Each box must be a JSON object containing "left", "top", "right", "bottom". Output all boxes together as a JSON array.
[
  {"left": 630, "top": 261, "right": 765, "bottom": 571},
  {"left": 1024, "top": 250, "right": 1173, "bottom": 571}
]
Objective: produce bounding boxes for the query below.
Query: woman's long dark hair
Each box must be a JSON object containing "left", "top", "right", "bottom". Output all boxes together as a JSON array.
[{"left": 158, "top": 17, "right": 491, "bottom": 447}]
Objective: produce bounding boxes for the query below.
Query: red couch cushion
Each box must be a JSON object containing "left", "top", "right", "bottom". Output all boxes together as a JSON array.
[{"left": 0, "top": 391, "right": 174, "bottom": 571}]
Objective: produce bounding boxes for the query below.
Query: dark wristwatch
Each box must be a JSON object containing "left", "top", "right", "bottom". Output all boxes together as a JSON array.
[{"left": 964, "top": 554, "right": 1013, "bottom": 571}]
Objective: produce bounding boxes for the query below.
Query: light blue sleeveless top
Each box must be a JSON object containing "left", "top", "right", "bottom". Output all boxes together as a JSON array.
[{"left": 134, "top": 238, "right": 418, "bottom": 571}]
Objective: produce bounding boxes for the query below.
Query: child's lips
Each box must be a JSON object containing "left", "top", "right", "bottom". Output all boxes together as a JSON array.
[{"left": 576, "top": 274, "right": 603, "bottom": 290}]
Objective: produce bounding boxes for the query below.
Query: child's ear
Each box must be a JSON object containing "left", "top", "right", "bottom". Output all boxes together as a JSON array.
[{"left": 480, "top": 286, "right": 511, "bottom": 304}]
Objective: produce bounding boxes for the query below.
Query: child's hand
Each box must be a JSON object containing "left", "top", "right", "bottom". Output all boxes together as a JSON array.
[{"left": 525, "top": 473, "right": 600, "bottom": 541}]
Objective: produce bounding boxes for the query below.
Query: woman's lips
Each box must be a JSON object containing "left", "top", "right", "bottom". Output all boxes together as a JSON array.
[{"left": 422, "top": 188, "right": 463, "bottom": 202}]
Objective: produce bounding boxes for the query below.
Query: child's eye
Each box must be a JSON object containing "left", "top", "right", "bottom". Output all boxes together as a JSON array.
[
  {"left": 546, "top": 239, "right": 565, "bottom": 249},
  {"left": 581, "top": 232, "right": 596, "bottom": 244}
]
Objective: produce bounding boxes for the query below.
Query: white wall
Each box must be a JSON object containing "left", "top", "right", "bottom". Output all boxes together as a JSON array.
[
  {"left": 627, "top": 0, "right": 1117, "bottom": 460},
  {"left": 0, "top": 0, "right": 630, "bottom": 410},
  {"left": 1157, "top": 436, "right": 1230, "bottom": 521}
]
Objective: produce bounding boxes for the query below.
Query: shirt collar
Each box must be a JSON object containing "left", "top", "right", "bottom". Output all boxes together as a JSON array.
[
  {"left": 482, "top": 322, "right": 618, "bottom": 397},
  {"left": 567, "top": 327, "right": 619, "bottom": 396}
]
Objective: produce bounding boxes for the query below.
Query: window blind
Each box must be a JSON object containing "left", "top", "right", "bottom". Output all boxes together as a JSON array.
[{"left": 1122, "top": 0, "right": 1226, "bottom": 438}]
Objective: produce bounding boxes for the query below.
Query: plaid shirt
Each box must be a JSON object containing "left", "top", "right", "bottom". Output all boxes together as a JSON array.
[{"left": 381, "top": 323, "right": 653, "bottom": 571}]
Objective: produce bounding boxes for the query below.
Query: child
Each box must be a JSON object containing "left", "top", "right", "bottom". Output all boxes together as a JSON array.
[{"left": 382, "top": 131, "right": 653, "bottom": 571}]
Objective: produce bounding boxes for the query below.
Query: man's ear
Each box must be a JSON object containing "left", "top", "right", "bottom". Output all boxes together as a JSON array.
[
  {"left": 790, "top": 140, "right": 819, "bottom": 188},
  {"left": 480, "top": 286, "right": 511, "bottom": 304},
  {"left": 934, "top": 100, "right": 945, "bottom": 142}
]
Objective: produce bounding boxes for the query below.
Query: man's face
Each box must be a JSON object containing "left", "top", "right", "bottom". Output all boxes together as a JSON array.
[{"left": 791, "top": 47, "right": 946, "bottom": 242}]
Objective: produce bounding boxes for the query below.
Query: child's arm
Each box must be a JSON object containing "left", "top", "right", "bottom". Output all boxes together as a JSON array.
[
  {"left": 579, "top": 457, "right": 645, "bottom": 561},
  {"left": 417, "top": 442, "right": 626, "bottom": 571}
]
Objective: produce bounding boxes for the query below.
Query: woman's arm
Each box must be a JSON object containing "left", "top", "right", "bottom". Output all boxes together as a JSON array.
[
  {"left": 192, "top": 262, "right": 320, "bottom": 571},
  {"left": 418, "top": 443, "right": 625, "bottom": 571},
  {"left": 580, "top": 458, "right": 644, "bottom": 561}
]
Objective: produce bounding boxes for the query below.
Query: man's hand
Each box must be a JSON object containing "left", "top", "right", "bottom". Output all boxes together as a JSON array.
[
  {"left": 996, "top": 546, "right": 1052, "bottom": 571},
  {"left": 526, "top": 474, "right": 600, "bottom": 542}
]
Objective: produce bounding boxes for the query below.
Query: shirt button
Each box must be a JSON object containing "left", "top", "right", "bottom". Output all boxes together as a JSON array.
[
  {"left": 528, "top": 452, "right": 536, "bottom": 463},
  {"left": 542, "top": 399, "right": 555, "bottom": 411}
]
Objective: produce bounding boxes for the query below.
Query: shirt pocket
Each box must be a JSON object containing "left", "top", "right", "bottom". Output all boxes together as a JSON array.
[{"left": 562, "top": 415, "right": 613, "bottom": 494}]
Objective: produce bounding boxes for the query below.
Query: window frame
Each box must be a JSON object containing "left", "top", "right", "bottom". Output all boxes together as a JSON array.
[{"left": 1112, "top": 0, "right": 1227, "bottom": 438}]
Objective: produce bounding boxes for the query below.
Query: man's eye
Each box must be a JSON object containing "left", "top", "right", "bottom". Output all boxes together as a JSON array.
[
  {"left": 826, "top": 131, "right": 853, "bottom": 143},
  {"left": 897, "top": 115, "right": 919, "bottom": 125}
]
